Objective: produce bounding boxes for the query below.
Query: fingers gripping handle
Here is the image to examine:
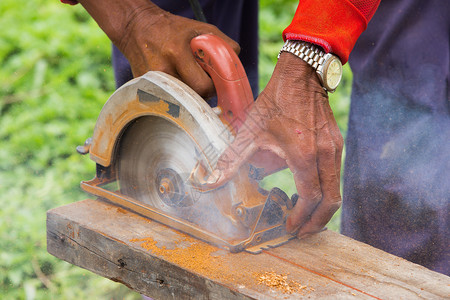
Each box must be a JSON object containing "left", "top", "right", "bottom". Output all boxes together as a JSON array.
[{"left": 190, "top": 34, "right": 254, "bottom": 131}]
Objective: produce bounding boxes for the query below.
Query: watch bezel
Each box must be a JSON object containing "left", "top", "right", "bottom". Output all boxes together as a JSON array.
[{"left": 321, "top": 55, "right": 342, "bottom": 92}]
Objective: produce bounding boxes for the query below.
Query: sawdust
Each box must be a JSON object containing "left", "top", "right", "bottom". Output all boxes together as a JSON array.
[
  {"left": 130, "top": 234, "right": 235, "bottom": 282},
  {"left": 115, "top": 207, "right": 128, "bottom": 214},
  {"left": 255, "top": 271, "right": 310, "bottom": 295},
  {"left": 131, "top": 234, "right": 313, "bottom": 296}
]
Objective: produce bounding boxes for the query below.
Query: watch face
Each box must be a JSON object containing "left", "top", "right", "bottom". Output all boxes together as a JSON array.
[{"left": 325, "top": 58, "right": 342, "bottom": 91}]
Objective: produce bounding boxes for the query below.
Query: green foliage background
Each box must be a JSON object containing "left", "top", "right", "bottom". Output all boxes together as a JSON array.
[{"left": 0, "top": 0, "right": 350, "bottom": 298}]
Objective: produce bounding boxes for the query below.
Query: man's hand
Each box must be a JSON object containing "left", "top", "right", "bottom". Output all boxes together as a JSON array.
[
  {"left": 205, "top": 52, "right": 344, "bottom": 238},
  {"left": 117, "top": 8, "right": 240, "bottom": 99},
  {"left": 78, "top": 0, "right": 239, "bottom": 98}
]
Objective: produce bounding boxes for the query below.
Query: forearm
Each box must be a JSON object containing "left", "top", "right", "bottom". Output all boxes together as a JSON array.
[{"left": 77, "top": 0, "right": 163, "bottom": 47}]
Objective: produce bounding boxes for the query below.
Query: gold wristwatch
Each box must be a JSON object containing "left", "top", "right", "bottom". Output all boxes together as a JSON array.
[{"left": 278, "top": 40, "right": 343, "bottom": 93}]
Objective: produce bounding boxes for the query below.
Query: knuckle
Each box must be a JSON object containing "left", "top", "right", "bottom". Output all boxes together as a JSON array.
[
  {"left": 195, "top": 80, "right": 215, "bottom": 99},
  {"left": 301, "top": 149, "right": 317, "bottom": 164},
  {"left": 205, "top": 24, "right": 240, "bottom": 55},
  {"left": 164, "top": 68, "right": 180, "bottom": 80},
  {"left": 130, "top": 65, "right": 144, "bottom": 77},
  {"left": 335, "top": 133, "right": 344, "bottom": 150},
  {"left": 203, "top": 23, "right": 218, "bottom": 32},
  {"left": 198, "top": 23, "right": 221, "bottom": 37},
  {"left": 309, "top": 190, "right": 323, "bottom": 204},
  {"left": 154, "top": 63, "right": 177, "bottom": 78},
  {"left": 231, "top": 41, "right": 241, "bottom": 55},
  {"left": 163, "top": 43, "right": 178, "bottom": 58},
  {"left": 325, "top": 193, "right": 342, "bottom": 207},
  {"left": 216, "top": 157, "right": 232, "bottom": 170},
  {"left": 217, "top": 150, "right": 235, "bottom": 165},
  {"left": 321, "top": 144, "right": 336, "bottom": 157},
  {"left": 328, "top": 199, "right": 342, "bottom": 213},
  {"left": 318, "top": 137, "right": 337, "bottom": 157}
]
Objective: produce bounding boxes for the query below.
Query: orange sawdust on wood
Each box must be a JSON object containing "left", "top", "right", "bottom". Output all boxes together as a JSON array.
[
  {"left": 255, "top": 271, "right": 310, "bottom": 295},
  {"left": 130, "top": 234, "right": 236, "bottom": 282},
  {"left": 130, "top": 234, "right": 312, "bottom": 294}
]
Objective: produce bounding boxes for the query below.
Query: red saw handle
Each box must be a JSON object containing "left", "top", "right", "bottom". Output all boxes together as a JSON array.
[{"left": 190, "top": 34, "right": 254, "bottom": 131}]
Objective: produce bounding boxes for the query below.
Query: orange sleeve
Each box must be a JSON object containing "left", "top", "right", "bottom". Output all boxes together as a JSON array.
[{"left": 283, "top": 0, "right": 380, "bottom": 64}]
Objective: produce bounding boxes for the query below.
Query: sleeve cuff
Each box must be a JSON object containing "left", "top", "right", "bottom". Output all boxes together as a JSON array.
[
  {"left": 61, "top": 0, "right": 78, "bottom": 5},
  {"left": 283, "top": 0, "right": 368, "bottom": 64}
]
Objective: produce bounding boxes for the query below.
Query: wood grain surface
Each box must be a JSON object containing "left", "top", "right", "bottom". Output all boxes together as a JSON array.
[{"left": 47, "top": 199, "right": 450, "bottom": 299}]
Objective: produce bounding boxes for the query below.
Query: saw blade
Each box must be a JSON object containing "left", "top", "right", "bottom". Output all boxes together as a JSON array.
[
  {"left": 116, "top": 115, "right": 247, "bottom": 240},
  {"left": 117, "top": 117, "right": 202, "bottom": 216},
  {"left": 115, "top": 115, "right": 293, "bottom": 249}
]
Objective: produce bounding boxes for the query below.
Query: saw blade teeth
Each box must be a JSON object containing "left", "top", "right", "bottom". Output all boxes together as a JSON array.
[{"left": 117, "top": 117, "right": 203, "bottom": 212}]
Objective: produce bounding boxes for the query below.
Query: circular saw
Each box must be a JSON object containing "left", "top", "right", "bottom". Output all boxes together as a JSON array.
[{"left": 78, "top": 34, "right": 294, "bottom": 253}]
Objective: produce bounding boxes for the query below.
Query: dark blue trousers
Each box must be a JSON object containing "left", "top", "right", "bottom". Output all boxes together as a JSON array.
[{"left": 343, "top": 0, "right": 449, "bottom": 275}]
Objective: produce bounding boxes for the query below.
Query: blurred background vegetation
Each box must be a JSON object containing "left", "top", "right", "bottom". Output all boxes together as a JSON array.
[{"left": 0, "top": 0, "right": 351, "bottom": 298}]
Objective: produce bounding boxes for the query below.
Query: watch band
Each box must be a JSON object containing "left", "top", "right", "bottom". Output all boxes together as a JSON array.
[
  {"left": 278, "top": 39, "right": 343, "bottom": 93},
  {"left": 278, "top": 40, "right": 326, "bottom": 70}
]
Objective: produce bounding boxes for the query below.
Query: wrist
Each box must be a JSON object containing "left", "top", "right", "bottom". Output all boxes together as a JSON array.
[
  {"left": 277, "top": 52, "right": 317, "bottom": 80},
  {"left": 279, "top": 40, "right": 342, "bottom": 93},
  {"left": 273, "top": 52, "right": 325, "bottom": 98},
  {"left": 264, "top": 53, "right": 327, "bottom": 120}
]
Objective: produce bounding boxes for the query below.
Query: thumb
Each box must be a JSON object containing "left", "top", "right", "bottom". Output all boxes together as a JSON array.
[
  {"left": 202, "top": 129, "right": 259, "bottom": 189},
  {"left": 249, "top": 150, "right": 288, "bottom": 176}
]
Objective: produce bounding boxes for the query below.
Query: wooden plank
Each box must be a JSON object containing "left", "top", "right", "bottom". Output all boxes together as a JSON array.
[
  {"left": 266, "top": 231, "right": 450, "bottom": 299},
  {"left": 47, "top": 199, "right": 450, "bottom": 299}
]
